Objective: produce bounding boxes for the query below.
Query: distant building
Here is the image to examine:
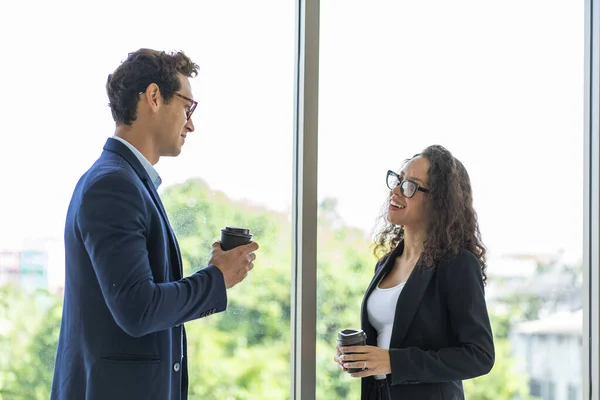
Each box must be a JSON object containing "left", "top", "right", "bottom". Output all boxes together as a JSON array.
[
  {"left": 0, "top": 248, "right": 49, "bottom": 291},
  {"left": 0, "top": 238, "right": 65, "bottom": 295},
  {"left": 510, "top": 309, "right": 582, "bottom": 400},
  {"left": 485, "top": 255, "right": 538, "bottom": 304},
  {"left": 487, "top": 252, "right": 582, "bottom": 314},
  {"left": 0, "top": 251, "right": 20, "bottom": 287},
  {"left": 486, "top": 252, "right": 583, "bottom": 399}
]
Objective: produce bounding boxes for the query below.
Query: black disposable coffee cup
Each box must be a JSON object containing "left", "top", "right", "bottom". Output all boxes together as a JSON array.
[
  {"left": 337, "top": 328, "right": 367, "bottom": 373},
  {"left": 220, "top": 226, "right": 252, "bottom": 251}
]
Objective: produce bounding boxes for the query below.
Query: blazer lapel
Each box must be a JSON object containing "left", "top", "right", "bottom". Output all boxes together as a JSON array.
[
  {"left": 363, "top": 244, "right": 403, "bottom": 302},
  {"left": 143, "top": 179, "right": 184, "bottom": 280},
  {"left": 389, "top": 261, "right": 435, "bottom": 346},
  {"left": 103, "top": 138, "right": 183, "bottom": 280},
  {"left": 361, "top": 242, "right": 405, "bottom": 338}
]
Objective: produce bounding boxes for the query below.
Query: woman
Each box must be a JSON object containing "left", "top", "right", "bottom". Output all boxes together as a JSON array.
[{"left": 334, "top": 145, "right": 494, "bottom": 400}]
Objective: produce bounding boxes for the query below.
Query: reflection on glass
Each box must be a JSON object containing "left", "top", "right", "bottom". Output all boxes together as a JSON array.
[{"left": 318, "top": 1, "right": 583, "bottom": 399}]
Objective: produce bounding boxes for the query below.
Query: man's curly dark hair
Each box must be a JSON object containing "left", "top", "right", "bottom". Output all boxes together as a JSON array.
[
  {"left": 372, "top": 144, "right": 487, "bottom": 283},
  {"left": 106, "top": 48, "right": 199, "bottom": 126}
]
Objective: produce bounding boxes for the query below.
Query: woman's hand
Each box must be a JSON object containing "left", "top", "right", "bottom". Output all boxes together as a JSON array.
[
  {"left": 333, "top": 345, "right": 347, "bottom": 371},
  {"left": 337, "top": 345, "right": 391, "bottom": 378}
]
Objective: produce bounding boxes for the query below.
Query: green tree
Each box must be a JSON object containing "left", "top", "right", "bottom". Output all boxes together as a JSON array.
[
  {"left": 0, "top": 286, "right": 61, "bottom": 400},
  {"left": 311, "top": 198, "right": 537, "bottom": 400},
  {"left": 463, "top": 310, "right": 539, "bottom": 400},
  {"left": 162, "top": 179, "right": 292, "bottom": 399},
  {"left": 0, "top": 178, "right": 540, "bottom": 399},
  {"left": 161, "top": 179, "right": 537, "bottom": 399}
]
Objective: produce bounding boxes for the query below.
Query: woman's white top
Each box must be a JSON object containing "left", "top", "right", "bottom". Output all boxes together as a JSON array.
[{"left": 366, "top": 278, "right": 406, "bottom": 380}]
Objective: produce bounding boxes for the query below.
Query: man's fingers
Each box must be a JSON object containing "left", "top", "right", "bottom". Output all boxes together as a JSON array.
[
  {"left": 241, "top": 241, "right": 259, "bottom": 252},
  {"left": 212, "top": 241, "right": 222, "bottom": 250}
]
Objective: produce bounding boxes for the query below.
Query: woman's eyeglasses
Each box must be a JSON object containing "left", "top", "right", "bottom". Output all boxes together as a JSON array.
[{"left": 386, "top": 170, "right": 429, "bottom": 199}]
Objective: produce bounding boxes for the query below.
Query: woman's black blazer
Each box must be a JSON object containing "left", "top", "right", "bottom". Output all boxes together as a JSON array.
[{"left": 360, "top": 242, "right": 495, "bottom": 400}]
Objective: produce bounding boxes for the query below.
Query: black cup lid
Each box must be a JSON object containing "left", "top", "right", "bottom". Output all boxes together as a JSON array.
[
  {"left": 338, "top": 328, "right": 364, "bottom": 338},
  {"left": 337, "top": 328, "right": 366, "bottom": 346},
  {"left": 223, "top": 226, "right": 251, "bottom": 236}
]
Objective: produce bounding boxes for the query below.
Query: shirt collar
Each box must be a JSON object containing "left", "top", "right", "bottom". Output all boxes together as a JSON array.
[{"left": 111, "top": 136, "right": 162, "bottom": 189}]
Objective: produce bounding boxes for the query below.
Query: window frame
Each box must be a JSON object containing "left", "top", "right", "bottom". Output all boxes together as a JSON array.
[
  {"left": 291, "top": 0, "right": 600, "bottom": 398},
  {"left": 583, "top": 0, "right": 600, "bottom": 399}
]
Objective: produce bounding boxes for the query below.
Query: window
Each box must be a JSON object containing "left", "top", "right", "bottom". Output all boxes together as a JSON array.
[
  {"left": 316, "top": 1, "right": 584, "bottom": 399},
  {"left": 1, "top": 1, "right": 598, "bottom": 399},
  {"left": 0, "top": 1, "right": 294, "bottom": 398}
]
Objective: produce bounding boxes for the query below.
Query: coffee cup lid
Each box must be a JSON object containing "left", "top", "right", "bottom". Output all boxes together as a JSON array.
[
  {"left": 337, "top": 328, "right": 366, "bottom": 346},
  {"left": 337, "top": 328, "right": 364, "bottom": 338},
  {"left": 338, "top": 329, "right": 364, "bottom": 339},
  {"left": 222, "top": 226, "right": 251, "bottom": 236}
]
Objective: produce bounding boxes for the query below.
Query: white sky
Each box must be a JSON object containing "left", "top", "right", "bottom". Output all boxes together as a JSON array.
[{"left": 0, "top": 0, "right": 584, "bottom": 271}]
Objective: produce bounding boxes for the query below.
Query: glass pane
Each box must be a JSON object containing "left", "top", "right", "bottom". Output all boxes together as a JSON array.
[
  {"left": 0, "top": 1, "right": 294, "bottom": 398},
  {"left": 317, "top": 1, "right": 584, "bottom": 399}
]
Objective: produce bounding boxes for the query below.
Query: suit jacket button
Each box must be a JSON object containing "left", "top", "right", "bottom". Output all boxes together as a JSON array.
[{"left": 173, "top": 362, "right": 180, "bottom": 372}]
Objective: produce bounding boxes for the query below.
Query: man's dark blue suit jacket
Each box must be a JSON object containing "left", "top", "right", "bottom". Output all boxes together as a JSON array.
[{"left": 51, "top": 138, "right": 228, "bottom": 400}]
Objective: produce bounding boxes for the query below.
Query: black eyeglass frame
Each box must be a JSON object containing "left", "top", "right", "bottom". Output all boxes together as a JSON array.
[
  {"left": 386, "top": 170, "right": 430, "bottom": 198},
  {"left": 172, "top": 92, "right": 198, "bottom": 120},
  {"left": 138, "top": 91, "right": 198, "bottom": 120}
]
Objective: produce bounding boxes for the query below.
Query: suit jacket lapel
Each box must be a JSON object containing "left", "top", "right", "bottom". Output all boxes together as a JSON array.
[
  {"left": 389, "top": 261, "right": 435, "bottom": 346},
  {"left": 361, "top": 240, "right": 436, "bottom": 347},
  {"left": 361, "top": 242, "right": 405, "bottom": 342},
  {"left": 363, "top": 243, "right": 403, "bottom": 304},
  {"left": 103, "top": 138, "right": 183, "bottom": 280},
  {"left": 143, "top": 180, "right": 184, "bottom": 280}
]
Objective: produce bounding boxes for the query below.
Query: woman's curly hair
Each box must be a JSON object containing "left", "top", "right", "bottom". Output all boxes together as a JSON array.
[{"left": 372, "top": 144, "right": 487, "bottom": 283}]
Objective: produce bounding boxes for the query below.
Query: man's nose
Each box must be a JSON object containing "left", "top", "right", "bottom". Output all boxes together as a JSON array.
[{"left": 186, "top": 118, "right": 195, "bottom": 133}]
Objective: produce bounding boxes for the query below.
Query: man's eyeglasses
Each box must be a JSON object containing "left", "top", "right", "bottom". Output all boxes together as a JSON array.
[
  {"left": 172, "top": 92, "right": 197, "bottom": 120},
  {"left": 138, "top": 91, "right": 198, "bottom": 120},
  {"left": 386, "top": 170, "right": 430, "bottom": 199}
]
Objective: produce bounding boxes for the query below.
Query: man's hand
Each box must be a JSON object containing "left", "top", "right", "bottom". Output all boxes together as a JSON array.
[{"left": 209, "top": 241, "right": 259, "bottom": 289}]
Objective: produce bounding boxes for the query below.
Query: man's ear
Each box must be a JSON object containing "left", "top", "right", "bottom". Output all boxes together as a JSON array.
[{"left": 141, "top": 83, "right": 162, "bottom": 113}]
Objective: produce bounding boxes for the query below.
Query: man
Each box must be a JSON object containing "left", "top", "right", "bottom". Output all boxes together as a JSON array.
[{"left": 51, "top": 49, "right": 259, "bottom": 400}]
